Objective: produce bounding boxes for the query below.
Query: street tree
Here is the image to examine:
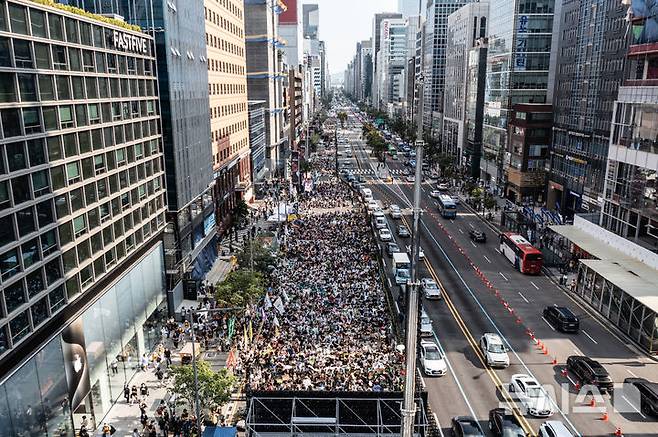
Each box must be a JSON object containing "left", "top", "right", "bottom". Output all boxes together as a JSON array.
[
  {"left": 236, "top": 238, "right": 276, "bottom": 273},
  {"left": 215, "top": 269, "right": 265, "bottom": 308},
  {"left": 337, "top": 111, "right": 347, "bottom": 127},
  {"left": 366, "top": 130, "right": 387, "bottom": 160},
  {"left": 169, "top": 360, "right": 235, "bottom": 418}
]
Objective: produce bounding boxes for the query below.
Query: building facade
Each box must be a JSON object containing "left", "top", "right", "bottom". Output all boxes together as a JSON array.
[
  {"left": 248, "top": 100, "right": 267, "bottom": 185},
  {"left": 302, "top": 3, "right": 318, "bottom": 40},
  {"left": 481, "top": 0, "right": 557, "bottom": 194},
  {"left": 371, "top": 12, "right": 402, "bottom": 110},
  {"left": 379, "top": 18, "right": 408, "bottom": 114},
  {"left": 398, "top": 0, "right": 420, "bottom": 18},
  {"left": 423, "top": 0, "right": 469, "bottom": 136},
  {"left": 205, "top": 0, "right": 252, "bottom": 238},
  {"left": 245, "top": 0, "right": 288, "bottom": 179},
  {"left": 0, "top": 0, "right": 167, "bottom": 432},
  {"left": 548, "top": 0, "right": 628, "bottom": 216},
  {"left": 600, "top": 2, "right": 658, "bottom": 251},
  {"left": 279, "top": 0, "right": 303, "bottom": 68},
  {"left": 464, "top": 38, "right": 488, "bottom": 178},
  {"left": 443, "top": 2, "right": 488, "bottom": 167}
]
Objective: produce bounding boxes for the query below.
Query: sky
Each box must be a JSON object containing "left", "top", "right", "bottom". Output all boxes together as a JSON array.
[{"left": 302, "top": 0, "right": 397, "bottom": 75}]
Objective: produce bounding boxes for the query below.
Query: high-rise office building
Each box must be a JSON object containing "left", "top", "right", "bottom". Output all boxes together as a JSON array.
[
  {"left": 378, "top": 18, "right": 408, "bottom": 114},
  {"left": 600, "top": 3, "right": 658, "bottom": 250},
  {"left": 360, "top": 39, "right": 373, "bottom": 103},
  {"left": 302, "top": 3, "right": 319, "bottom": 40},
  {"left": 443, "top": 2, "right": 488, "bottom": 167},
  {"left": 423, "top": 0, "right": 469, "bottom": 136},
  {"left": 279, "top": 0, "right": 303, "bottom": 68},
  {"left": 371, "top": 12, "right": 403, "bottom": 109},
  {"left": 398, "top": 0, "right": 420, "bottom": 18},
  {"left": 548, "top": 0, "right": 628, "bottom": 216},
  {"left": 481, "top": 0, "right": 556, "bottom": 195},
  {"left": 464, "top": 38, "right": 488, "bottom": 178},
  {"left": 248, "top": 100, "right": 267, "bottom": 183},
  {"left": 205, "top": 0, "right": 252, "bottom": 234},
  {"left": 0, "top": 0, "right": 167, "bottom": 431},
  {"left": 245, "top": 0, "right": 289, "bottom": 179}
]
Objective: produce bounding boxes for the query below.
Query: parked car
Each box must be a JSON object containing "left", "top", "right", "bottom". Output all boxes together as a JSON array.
[
  {"left": 543, "top": 305, "right": 580, "bottom": 333},
  {"left": 469, "top": 230, "right": 487, "bottom": 243},
  {"left": 479, "top": 333, "right": 510, "bottom": 368},
  {"left": 386, "top": 242, "right": 400, "bottom": 257},
  {"left": 420, "top": 308, "right": 433, "bottom": 337},
  {"left": 430, "top": 190, "right": 442, "bottom": 199},
  {"left": 566, "top": 356, "right": 613, "bottom": 394},
  {"left": 420, "top": 340, "right": 447, "bottom": 376},
  {"left": 398, "top": 225, "right": 411, "bottom": 238},
  {"left": 509, "top": 374, "right": 555, "bottom": 417},
  {"left": 407, "top": 246, "right": 425, "bottom": 260},
  {"left": 421, "top": 278, "right": 441, "bottom": 299},
  {"left": 623, "top": 378, "right": 658, "bottom": 417},
  {"left": 378, "top": 228, "right": 392, "bottom": 241},
  {"left": 538, "top": 421, "right": 574, "bottom": 437},
  {"left": 451, "top": 416, "right": 484, "bottom": 437},
  {"left": 488, "top": 408, "right": 524, "bottom": 437}
]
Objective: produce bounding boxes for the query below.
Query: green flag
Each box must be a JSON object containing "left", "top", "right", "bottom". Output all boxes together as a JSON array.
[{"left": 227, "top": 317, "right": 235, "bottom": 340}]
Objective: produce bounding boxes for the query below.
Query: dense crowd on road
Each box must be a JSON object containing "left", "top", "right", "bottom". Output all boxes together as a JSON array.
[
  {"left": 234, "top": 179, "right": 403, "bottom": 392},
  {"left": 297, "top": 180, "right": 354, "bottom": 211}
]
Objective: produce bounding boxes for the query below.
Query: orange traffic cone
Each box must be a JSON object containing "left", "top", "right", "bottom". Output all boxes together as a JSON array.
[
  {"left": 589, "top": 396, "right": 596, "bottom": 407},
  {"left": 601, "top": 411, "right": 609, "bottom": 422},
  {"left": 561, "top": 368, "right": 568, "bottom": 377},
  {"left": 551, "top": 357, "right": 557, "bottom": 365},
  {"left": 575, "top": 381, "right": 581, "bottom": 390},
  {"left": 615, "top": 427, "right": 622, "bottom": 436}
]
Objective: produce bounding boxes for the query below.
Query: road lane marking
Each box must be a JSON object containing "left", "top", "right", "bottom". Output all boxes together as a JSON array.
[
  {"left": 387, "top": 277, "right": 392, "bottom": 288},
  {"left": 566, "top": 375, "right": 577, "bottom": 386},
  {"left": 542, "top": 317, "right": 556, "bottom": 331},
  {"left": 518, "top": 292, "right": 529, "bottom": 303},
  {"left": 530, "top": 281, "right": 539, "bottom": 290},
  {"left": 627, "top": 369, "right": 638, "bottom": 378},
  {"left": 582, "top": 329, "right": 598, "bottom": 344},
  {"left": 495, "top": 248, "right": 501, "bottom": 254},
  {"left": 621, "top": 395, "right": 646, "bottom": 418},
  {"left": 470, "top": 241, "right": 477, "bottom": 248},
  {"left": 458, "top": 228, "right": 464, "bottom": 234},
  {"left": 469, "top": 222, "right": 475, "bottom": 229},
  {"left": 483, "top": 255, "right": 492, "bottom": 263},
  {"left": 432, "top": 413, "right": 445, "bottom": 437},
  {"left": 499, "top": 272, "right": 508, "bottom": 281}
]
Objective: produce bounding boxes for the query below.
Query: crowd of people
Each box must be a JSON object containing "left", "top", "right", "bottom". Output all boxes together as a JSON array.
[{"left": 234, "top": 179, "right": 403, "bottom": 392}]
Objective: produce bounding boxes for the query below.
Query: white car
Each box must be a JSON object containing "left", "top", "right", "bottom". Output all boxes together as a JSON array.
[
  {"left": 421, "top": 278, "right": 441, "bottom": 300},
  {"left": 420, "top": 340, "right": 447, "bottom": 376},
  {"left": 420, "top": 309, "right": 433, "bottom": 337},
  {"left": 429, "top": 190, "right": 441, "bottom": 198},
  {"left": 375, "top": 216, "right": 387, "bottom": 229},
  {"left": 395, "top": 268, "right": 410, "bottom": 285},
  {"left": 373, "top": 209, "right": 385, "bottom": 220},
  {"left": 437, "top": 183, "right": 450, "bottom": 191},
  {"left": 379, "top": 228, "right": 392, "bottom": 241},
  {"left": 479, "top": 333, "right": 510, "bottom": 368},
  {"left": 538, "top": 421, "right": 574, "bottom": 437},
  {"left": 509, "top": 374, "right": 555, "bottom": 417},
  {"left": 367, "top": 200, "right": 379, "bottom": 211},
  {"left": 451, "top": 195, "right": 460, "bottom": 205},
  {"left": 389, "top": 204, "right": 402, "bottom": 219},
  {"left": 406, "top": 175, "right": 415, "bottom": 183}
]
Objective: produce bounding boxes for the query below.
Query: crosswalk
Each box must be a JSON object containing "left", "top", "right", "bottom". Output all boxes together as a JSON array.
[{"left": 350, "top": 168, "right": 407, "bottom": 175}]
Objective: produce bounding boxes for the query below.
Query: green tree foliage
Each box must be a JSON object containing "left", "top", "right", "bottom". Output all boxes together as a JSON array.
[
  {"left": 366, "top": 130, "right": 388, "bottom": 160},
  {"left": 233, "top": 199, "right": 249, "bottom": 224},
  {"left": 337, "top": 111, "right": 348, "bottom": 128},
  {"left": 236, "top": 238, "right": 276, "bottom": 273},
  {"left": 215, "top": 269, "right": 265, "bottom": 308},
  {"left": 169, "top": 360, "right": 235, "bottom": 415}
]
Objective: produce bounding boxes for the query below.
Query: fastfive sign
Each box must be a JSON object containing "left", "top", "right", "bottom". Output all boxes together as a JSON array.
[{"left": 112, "top": 30, "right": 149, "bottom": 54}]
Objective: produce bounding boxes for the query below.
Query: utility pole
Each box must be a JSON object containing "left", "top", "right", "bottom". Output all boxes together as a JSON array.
[
  {"left": 334, "top": 124, "right": 339, "bottom": 176},
  {"left": 402, "top": 1, "right": 425, "bottom": 435}
]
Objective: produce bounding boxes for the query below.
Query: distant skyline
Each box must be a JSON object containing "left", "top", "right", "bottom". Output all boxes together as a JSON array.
[{"left": 302, "top": 0, "right": 397, "bottom": 75}]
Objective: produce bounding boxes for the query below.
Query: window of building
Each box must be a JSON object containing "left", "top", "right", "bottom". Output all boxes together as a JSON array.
[
  {"left": 0, "top": 38, "right": 11, "bottom": 67},
  {"left": 32, "top": 169, "right": 50, "bottom": 197},
  {"left": 36, "top": 199, "right": 54, "bottom": 227},
  {"left": 1, "top": 108, "right": 21, "bottom": 138},
  {"left": 73, "top": 214, "right": 86, "bottom": 238},
  {"left": 5, "top": 281, "right": 26, "bottom": 315},
  {"left": 9, "top": 310, "right": 31, "bottom": 343},
  {"left": 65, "top": 18, "right": 78, "bottom": 43},
  {"left": 66, "top": 161, "right": 80, "bottom": 184},
  {"left": 0, "top": 214, "right": 15, "bottom": 248},
  {"left": 46, "top": 136, "right": 62, "bottom": 161},
  {"left": 59, "top": 105, "right": 73, "bottom": 128},
  {"left": 31, "top": 298, "right": 49, "bottom": 327},
  {"left": 42, "top": 106, "right": 57, "bottom": 131},
  {"left": 85, "top": 77, "right": 98, "bottom": 99},
  {"left": 11, "top": 174, "right": 30, "bottom": 204},
  {"left": 34, "top": 42, "right": 51, "bottom": 69},
  {"left": 17, "top": 73, "right": 37, "bottom": 102},
  {"left": 0, "top": 248, "right": 20, "bottom": 280},
  {"left": 41, "top": 229, "right": 57, "bottom": 257},
  {"left": 38, "top": 75, "right": 55, "bottom": 101},
  {"left": 52, "top": 45, "right": 67, "bottom": 70},
  {"left": 56, "top": 76, "right": 71, "bottom": 100},
  {"left": 50, "top": 285, "right": 66, "bottom": 312},
  {"left": 48, "top": 14, "right": 64, "bottom": 41},
  {"left": 0, "top": 181, "right": 10, "bottom": 211},
  {"left": 75, "top": 104, "right": 87, "bottom": 127},
  {"left": 21, "top": 238, "right": 39, "bottom": 270},
  {"left": 82, "top": 49, "right": 94, "bottom": 72},
  {"left": 27, "top": 138, "right": 46, "bottom": 167},
  {"left": 7, "top": 141, "right": 27, "bottom": 172},
  {"left": 17, "top": 206, "right": 36, "bottom": 237},
  {"left": 8, "top": 4, "right": 28, "bottom": 35},
  {"left": 23, "top": 107, "right": 41, "bottom": 134},
  {"left": 45, "top": 257, "right": 61, "bottom": 285},
  {"left": 0, "top": 72, "right": 16, "bottom": 103}
]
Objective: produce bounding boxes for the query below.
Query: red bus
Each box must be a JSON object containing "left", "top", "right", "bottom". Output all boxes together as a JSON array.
[{"left": 499, "top": 233, "right": 543, "bottom": 274}]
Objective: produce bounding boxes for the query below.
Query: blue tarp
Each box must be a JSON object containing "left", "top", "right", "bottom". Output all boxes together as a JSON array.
[{"left": 202, "top": 427, "right": 237, "bottom": 437}]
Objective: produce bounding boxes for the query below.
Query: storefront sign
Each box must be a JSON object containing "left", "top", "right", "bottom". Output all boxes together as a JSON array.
[{"left": 112, "top": 30, "right": 148, "bottom": 54}]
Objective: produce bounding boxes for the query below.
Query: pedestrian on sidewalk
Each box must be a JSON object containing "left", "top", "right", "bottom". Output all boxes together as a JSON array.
[
  {"left": 130, "top": 385, "right": 138, "bottom": 405},
  {"left": 123, "top": 383, "right": 130, "bottom": 403},
  {"left": 164, "top": 347, "right": 172, "bottom": 366},
  {"left": 140, "top": 382, "right": 149, "bottom": 400},
  {"left": 132, "top": 429, "right": 140, "bottom": 437}
]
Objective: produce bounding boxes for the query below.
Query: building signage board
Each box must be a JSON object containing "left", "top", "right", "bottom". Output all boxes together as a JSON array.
[{"left": 112, "top": 30, "right": 148, "bottom": 54}]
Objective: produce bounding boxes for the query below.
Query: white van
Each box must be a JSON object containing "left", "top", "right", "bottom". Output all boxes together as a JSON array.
[
  {"left": 420, "top": 308, "right": 433, "bottom": 337},
  {"left": 392, "top": 252, "right": 411, "bottom": 275},
  {"left": 361, "top": 188, "right": 373, "bottom": 202}
]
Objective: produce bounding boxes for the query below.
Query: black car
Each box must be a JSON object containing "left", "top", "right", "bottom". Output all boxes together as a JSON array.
[
  {"left": 469, "top": 230, "right": 487, "bottom": 243},
  {"left": 397, "top": 225, "right": 411, "bottom": 238},
  {"left": 566, "top": 356, "right": 613, "bottom": 394},
  {"left": 488, "top": 408, "right": 524, "bottom": 437},
  {"left": 386, "top": 242, "right": 400, "bottom": 257},
  {"left": 451, "top": 416, "right": 484, "bottom": 437},
  {"left": 543, "top": 305, "right": 579, "bottom": 333},
  {"left": 624, "top": 378, "right": 658, "bottom": 416}
]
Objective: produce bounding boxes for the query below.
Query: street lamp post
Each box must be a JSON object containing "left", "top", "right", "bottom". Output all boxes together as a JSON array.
[{"left": 401, "top": 2, "right": 426, "bottom": 436}]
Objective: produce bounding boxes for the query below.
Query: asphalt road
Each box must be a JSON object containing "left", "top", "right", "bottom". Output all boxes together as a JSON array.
[{"left": 337, "top": 109, "right": 658, "bottom": 437}]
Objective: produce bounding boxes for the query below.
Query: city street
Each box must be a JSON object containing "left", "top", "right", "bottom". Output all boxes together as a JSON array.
[{"left": 340, "top": 107, "right": 658, "bottom": 437}]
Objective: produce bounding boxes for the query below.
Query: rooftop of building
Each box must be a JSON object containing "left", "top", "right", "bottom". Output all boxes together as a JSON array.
[{"left": 24, "top": 0, "right": 141, "bottom": 32}]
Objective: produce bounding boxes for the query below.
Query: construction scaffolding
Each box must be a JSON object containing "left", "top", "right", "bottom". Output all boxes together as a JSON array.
[{"left": 246, "top": 391, "right": 430, "bottom": 436}]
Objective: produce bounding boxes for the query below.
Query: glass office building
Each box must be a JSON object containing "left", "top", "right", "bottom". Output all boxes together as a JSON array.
[
  {"left": 482, "top": 0, "right": 555, "bottom": 192},
  {"left": 0, "top": 0, "right": 168, "bottom": 433}
]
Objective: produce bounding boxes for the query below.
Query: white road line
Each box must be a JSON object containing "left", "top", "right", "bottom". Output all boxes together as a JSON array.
[
  {"left": 542, "top": 317, "right": 556, "bottom": 331},
  {"left": 394, "top": 301, "right": 400, "bottom": 314},
  {"left": 627, "top": 369, "right": 638, "bottom": 378},
  {"left": 499, "top": 272, "right": 508, "bottom": 281},
  {"left": 582, "top": 329, "right": 598, "bottom": 344},
  {"left": 530, "top": 281, "right": 540, "bottom": 290},
  {"left": 566, "top": 375, "right": 577, "bottom": 386},
  {"left": 387, "top": 277, "right": 392, "bottom": 288},
  {"left": 495, "top": 248, "right": 501, "bottom": 254},
  {"left": 468, "top": 222, "right": 475, "bottom": 229},
  {"left": 483, "top": 255, "right": 492, "bottom": 263},
  {"left": 458, "top": 228, "right": 464, "bottom": 234},
  {"left": 621, "top": 395, "right": 646, "bottom": 418},
  {"left": 470, "top": 241, "right": 477, "bottom": 248},
  {"left": 432, "top": 413, "right": 445, "bottom": 437},
  {"left": 518, "top": 292, "right": 529, "bottom": 303}
]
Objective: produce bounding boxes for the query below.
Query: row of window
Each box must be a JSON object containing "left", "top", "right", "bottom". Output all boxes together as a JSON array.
[
  {"left": 0, "top": 1, "right": 153, "bottom": 56},
  {"left": 209, "top": 57, "right": 245, "bottom": 75},
  {"left": 0, "top": 36, "right": 154, "bottom": 77},
  {"left": 211, "top": 101, "right": 246, "bottom": 119},
  {"left": 213, "top": 136, "right": 248, "bottom": 167},
  {"left": 206, "top": 31, "right": 244, "bottom": 58},
  {"left": 209, "top": 81, "right": 246, "bottom": 96},
  {"left": 205, "top": 4, "right": 244, "bottom": 38},
  {"left": 211, "top": 119, "right": 248, "bottom": 144}
]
